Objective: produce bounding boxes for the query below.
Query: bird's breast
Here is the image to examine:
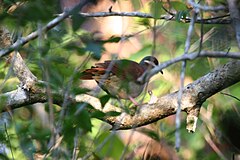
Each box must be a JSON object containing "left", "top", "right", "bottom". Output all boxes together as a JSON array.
[{"left": 97, "top": 75, "right": 146, "bottom": 99}]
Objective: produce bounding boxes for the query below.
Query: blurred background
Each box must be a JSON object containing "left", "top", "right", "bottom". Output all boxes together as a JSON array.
[{"left": 0, "top": 0, "right": 240, "bottom": 159}]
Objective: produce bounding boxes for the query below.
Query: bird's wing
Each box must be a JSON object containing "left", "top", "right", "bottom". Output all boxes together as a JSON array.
[
  {"left": 99, "top": 60, "right": 145, "bottom": 81},
  {"left": 80, "top": 59, "right": 145, "bottom": 81}
]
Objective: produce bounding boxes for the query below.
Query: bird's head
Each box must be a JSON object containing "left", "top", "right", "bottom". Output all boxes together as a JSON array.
[{"left": 140, "top": 56, "right": 163, "bottom": 74}]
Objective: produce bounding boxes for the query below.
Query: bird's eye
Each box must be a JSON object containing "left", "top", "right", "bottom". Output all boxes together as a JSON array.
[{"left": 144, "top": 60, "right": 157, "bottom": 67}]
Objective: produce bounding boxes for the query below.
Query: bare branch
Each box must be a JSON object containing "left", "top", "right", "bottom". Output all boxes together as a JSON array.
[
  {"left": 0, "top": 9, "right": 231, "bottom": 58},
  {"left": 0, "top": 86, "right": 64, "bottom": 111},
  {"left": 10, "top": 51, "right": 38, "bottom": 90},
  {"left": 175, "top": 5, "right": 198, "bottom": 149},
  {"left": 1, "top": 58, "right": 240, "bottom": 131},
  {"left": 139, "top": 51, "right": 240, "bottom": 84},
  {"left": 0, "top": 27, "right": 37, "bottom": 90},
  {"left": 76, "top": 12, "right": 230, "bottom": 24},
  {"left": 83, "top": 60, "right": 240, "bottom": 130}
]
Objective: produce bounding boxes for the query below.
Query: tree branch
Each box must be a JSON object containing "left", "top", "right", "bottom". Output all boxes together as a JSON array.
[
  {"left": 76, "top": 12, "right": 230, "bottom": 24},
  {"left": 0, "top": 8, "right": 231, "bottom": 57},
  {"left": 78, "top": 60, "right": 240, "bottom": 131},
  {"left": 0, "top": 0, "right": 89, "bottom": 58},
  {"left": 138, "top": 50, "right": 240, "bottom": 84},
  {"left": 0, "top": 27, "right": 37, "bottom": 90},
  {"left": 1, "top": 55, "right": 240, "bottom": 131}
]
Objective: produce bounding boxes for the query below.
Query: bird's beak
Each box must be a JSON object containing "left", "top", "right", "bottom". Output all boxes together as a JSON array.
[{"left": 160, "top": 70, "right": 163, "bottom": 74}]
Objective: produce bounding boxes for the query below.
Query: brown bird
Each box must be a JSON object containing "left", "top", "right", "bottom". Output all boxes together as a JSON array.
[{"left": 80, "top": 56, "right": 161, "bottom": 100}]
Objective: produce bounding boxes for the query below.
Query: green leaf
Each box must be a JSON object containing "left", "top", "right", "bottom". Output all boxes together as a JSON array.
[
  {"left": 75, "top": 105, "right": 92, "bottom": 132},
  {"left": 92, "top": 152, "right": 102, "bottom": 160},
  {"left": 91, "top": 110, "right": 106, "bottom": 119},
  {"left": 71, "top": 87, "right": 91, "bottom": 95},
  {"left": 131, "top": 0, "right": 141, "bottom": 10},
  {"left": 64, "top": 42, "right": 86, "bottom": 55},
  {"left": 105, "top": 111, "right": 121, "bottom": 117},
  {"left": 138, "top": 128, "right": 160, "bottom": 141},
  {"left": 103, "top": 36, "right": 121, "bottom": 43},
  {"left": 99, "top": 95, "right": 111, "bottom": 108},
  {"left": 0, "top": 95, "right": 8, "bottom": 111},
  {"left": 150, "top": 1, "right": 163, "bottom": 19},
  {"left": 71, "top": 14, "right": 85, "bottom": 31},
  {"left": 0, "top": 153, "right": 9, "bottom": 160},
  {"left": 40, "top": 41, "right": 51, "bottom": 57},
  {"left": 85, "top": 42, "right": 104, "bottom": 60},
  {"left": 137, "top": 18, "right": 151, "bottom": 28},
  {"left": 170, "top": 1, "right": 187, "bottom": 11},
  {"left": 175, "top": 10, "right": 189, "bottom": 22},
  {"left": 11, "top": 0, "right": 56, "bottom": 25},
  {"left": 95, "top": 132, "right": 124, "bottom": 159}
]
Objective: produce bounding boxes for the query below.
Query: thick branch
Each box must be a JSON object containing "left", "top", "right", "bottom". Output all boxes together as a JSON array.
[
  {"left": 0, "top": 86, "right": 64, "bottom": 111},
  {"left": 88, "top": 60, "right": 240, "bottom": 130},
  {"left": 10, "top": 52, "right": 38, "bottom": 90},
  {"left": 1, "top": 60, "right": 240, "bottom": 131},
  {"left": 0, "top": 27, "right": 37, "bottom": 90}
]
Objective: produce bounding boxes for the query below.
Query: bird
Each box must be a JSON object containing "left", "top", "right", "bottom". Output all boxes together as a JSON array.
[{"left": 80, "top": 56, "right": 161, "bottom": 100}]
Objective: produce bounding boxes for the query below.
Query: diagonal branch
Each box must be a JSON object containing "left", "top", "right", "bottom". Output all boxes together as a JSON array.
[
  {"left": 0, "top": 27, "right": 37, "bottom": 90},
  {"left": 0, "top": 0, "right": 89, "bottom": 58}
]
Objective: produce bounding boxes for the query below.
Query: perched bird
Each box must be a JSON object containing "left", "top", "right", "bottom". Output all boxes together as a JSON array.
[{"left": 80, "top": 56, "right": 161, "bottom": 100}]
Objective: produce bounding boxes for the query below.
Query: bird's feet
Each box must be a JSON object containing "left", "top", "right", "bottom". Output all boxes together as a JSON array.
[{"left": 128, "top": 96, "right": 140, "bottom": 106}]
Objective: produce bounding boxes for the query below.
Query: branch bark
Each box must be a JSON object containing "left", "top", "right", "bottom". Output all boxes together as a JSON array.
[
  {"left": 138, "top": 50, "right": 240, "bottom": 84},
  {"left": 0, "top": 27, "right": 37, "bottom": 90},
  {"left": 76, "top": 12, "right": 230, "bottom": 24},
  {"left": 1, "top": 60, "right": 240, "bottom": 132}
]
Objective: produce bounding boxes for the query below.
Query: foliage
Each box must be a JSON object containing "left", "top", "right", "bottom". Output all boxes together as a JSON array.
[{"left": 0, "top": 0, "right": 239, "bottom": 159}]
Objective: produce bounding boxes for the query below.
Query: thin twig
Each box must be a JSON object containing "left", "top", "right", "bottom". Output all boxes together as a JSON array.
[
  {"left": 198, "top": 10, "right": 204, "bottom": 55},
  {"left": 138, "top": 50, "right": 240, "bottom": 84},
  {"left": 77, "top": 11, "right": 230, "bottom": 24},
  {"left": 175, "top": 3, "right": 198, "bottom": 150},
  {"left": 220, "top": 92, "right": 240, "bottom": 102},
  {"left": 0, "top": 11, "right": 230, "bottom": 58},
  {"left": 72, "top": 129, "right": 80, "bottom": 160},
  {"left": 200, "top": 126, "right": 228, "bottom": 160},
  {"left": 4, "top": 122, "right": 14, "bottom": 160}
]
